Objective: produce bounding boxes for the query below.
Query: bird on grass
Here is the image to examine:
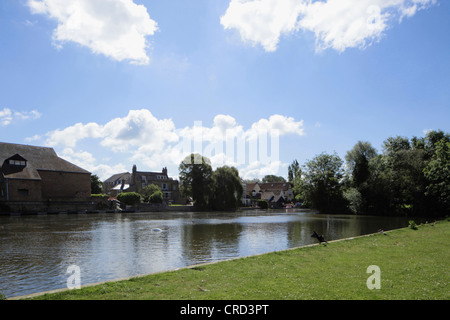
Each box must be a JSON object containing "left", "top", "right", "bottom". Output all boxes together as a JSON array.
[{"left": 311, "top": 231, "right": 327, "bottom": 245}]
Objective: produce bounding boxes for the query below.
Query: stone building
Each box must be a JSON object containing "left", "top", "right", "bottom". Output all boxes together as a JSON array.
[
  {"left": 104, "top": 165, "right": 181, "bottom": 204},
  {"left": 128, "top": 165, "right": 180, "bottom": 204}
]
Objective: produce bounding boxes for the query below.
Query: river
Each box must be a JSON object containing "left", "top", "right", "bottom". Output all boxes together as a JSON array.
[{"left": 0, "top": 209, "right": 412, "bottom": 298}]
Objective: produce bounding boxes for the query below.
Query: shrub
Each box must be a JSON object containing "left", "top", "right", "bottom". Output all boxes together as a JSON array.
[
  {"left": 409, "top": 220, "right": 418, "bottom": 230},
  {"left": 141, "top": 184, "right": 163, "bottom": 203},
  {"left": 257, "top": 199, "right": 269, "bottom": 209},
  {"left": 117, "top": 192, "right": 142, "bottom": 205},
  {"left": 149, "top": 190, "right": 163, "bottom": 204},
  {"left": 91, "top": 194, "right": 109, "bottom": 199}
]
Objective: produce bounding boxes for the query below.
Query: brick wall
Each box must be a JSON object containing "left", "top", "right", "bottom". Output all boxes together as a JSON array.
[
  {"left": 38, "top": 171, "right": 91, "bottom": 200},
  {"left": 0, "top": 179, "right": 42, "bottom": 201}
]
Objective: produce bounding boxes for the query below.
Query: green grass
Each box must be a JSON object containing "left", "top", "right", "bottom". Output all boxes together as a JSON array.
[{"left": 26, "top": 219, "right": 449, "bottom": 300}]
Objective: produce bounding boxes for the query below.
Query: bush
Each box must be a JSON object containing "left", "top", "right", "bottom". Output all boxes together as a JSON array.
[
  {"left": 141, "top": 184, "right": 163, "bottom": 203},
  {"left": 257, "top": 200, "right": 269, "bottom": 209},
  {"left": 91, "top": 194, "right": 109, "bottom": 199},
  {"left": 149, "top": 190, "right": 163, "bottom": 203},
  {"left": 117, "top": 192, "right": 142, "bottom": 205},
  {"left": 409, "top": 220, "right": 418, "bottom": 230}
]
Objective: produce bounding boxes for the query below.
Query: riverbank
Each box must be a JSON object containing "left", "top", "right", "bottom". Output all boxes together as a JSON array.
[{"left": 16, "top": 218, "right": 449, "bottom": 300}]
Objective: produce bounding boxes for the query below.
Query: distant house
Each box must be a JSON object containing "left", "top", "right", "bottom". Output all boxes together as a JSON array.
[
  {"left": 104, "top": 165, "right": 181, "bottom": 204},
  {"left": 0, "top": 142, "right": 91, "bottom": 203},
  {"left": 103, "top": 172, "right": 131, "bottom": 197},
  {"left": 244, "top": 181, "right": 293, "bottom": 207}
]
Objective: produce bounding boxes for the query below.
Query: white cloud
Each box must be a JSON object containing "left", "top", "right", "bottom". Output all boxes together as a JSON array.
[
  {"left": 0, "top": 108, "right": 12, "bottom": 126},
  {"left": 101, "top": 109, "right": 178, "bottom": 152},
  {"left": 37, "top": 110, "right": 304, "bottom": 180},
  {"left": 27, "top": 0, "right": 158, "bottom": 65},
  {"left": 238, "top": 160, "right": 288, "bottom": 180},
  {"left": 46, "top": 122, "right": 103, "bottom": 148},
  {"left": 45, "top": 109, "right": 178, "bottom": 151},
  {"left": 0, "top": 107, "right": 41, "bottom": 126},
  {"left": 60, "top": 147, "right": 128, "bottom": 180},
  {"left": 246, "top": 114, "right": 304, "bottom": 140},
  {"left": 220, "top": 0, "right": 305, "bottom": 52},
  {"left": 221, "top": 0, "right": 437, "bottom": 52}
]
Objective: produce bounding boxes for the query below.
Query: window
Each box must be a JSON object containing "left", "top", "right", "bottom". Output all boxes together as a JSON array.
[
  {"left": 18, "top": 189, "right": 29, "bottom": 196},
  {"left": 9, "top": 160, "right": 26, "bottom": 166}
]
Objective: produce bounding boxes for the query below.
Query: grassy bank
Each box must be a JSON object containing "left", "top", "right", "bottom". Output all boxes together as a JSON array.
[{"left": 27, "top": 219, "right": 449, "bottom": 300}]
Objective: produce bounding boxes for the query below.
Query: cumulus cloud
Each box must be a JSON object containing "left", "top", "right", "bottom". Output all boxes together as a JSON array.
[
  {"left": 27, "top": 0, "right": 158, "bottom": 64},
  {"left": 0, "top": 107, "right": 41, "bottom": 126},
  {"left": 220, "top": 0, "right": 305, "bottom": 52},
  {"left": 60, "top": 147, "right": 128, "bottom": 180},
  {"left": 37, "top": 110, "right": 304, "bottom": 180},
  {"left": 45, "top": 109, "right": 178, "bottom": 151},
  {"left": 247, "top": 114, "right": 304, "bottom": 139},
  {"left": 221, "top": 0, "right": 437, "bottom": 52}
]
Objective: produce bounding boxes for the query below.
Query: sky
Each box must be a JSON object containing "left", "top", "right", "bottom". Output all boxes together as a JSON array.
[{"left": 0, "top": 0, "right": 449, "bottom": 182}]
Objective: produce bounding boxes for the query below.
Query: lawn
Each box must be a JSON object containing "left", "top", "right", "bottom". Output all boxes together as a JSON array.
[{"left": 26, "top": 219, "right": 449, "bottom": 300}]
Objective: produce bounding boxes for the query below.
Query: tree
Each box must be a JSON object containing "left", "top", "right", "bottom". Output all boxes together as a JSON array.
[
  {"left": 382, "top": 136, "right": 428, "bottom": 215},
  {"left": 289, "top": 159, "right": 303, "bottom": 201},
  {"left": 344, "top": 141, "right": 377, "bottom": 214},
  {"left": 179, "top": 153, "right": 213, "bottom": 210},
  {"left": 141, "top": 184, "right": 163, "bottom": 203},
  {"left": 211, "top": 166, "right": 243, "bottom": 210},
  {"left": 288, "top": 160, "right": 301, "bottom": 183},
  {"left": 345, "top": 141, "right": 377, "bottom": 185},
  {"left": 423, "top": 139, "right": 450, "bottom": 215},
  {"left": 91, "top": 174, "right": 103, "bottom": 194},
  {"left": 300, "top": 152, "right": 347, "bottom": 212},
  {"left": 262, "top": 175, "right": 286, "bottom": 183}
]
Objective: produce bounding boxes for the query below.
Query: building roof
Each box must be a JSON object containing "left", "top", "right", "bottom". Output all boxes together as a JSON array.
[
  {"left": 0, "top": 142, "right": 90, "bottom": 178},
  {"left": 103, "top": 172, "right": 131, "bottom": 183},
  {"left": 259, "top": 182, "right": 291, "bottom": 191},
  {"left": 112, "top": 184, "right": 129, "bottom": 191}
]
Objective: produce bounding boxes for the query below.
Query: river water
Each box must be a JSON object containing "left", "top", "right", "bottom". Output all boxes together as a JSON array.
[{"left": 0, "top": 209, "right": 411, "bottom": 298}]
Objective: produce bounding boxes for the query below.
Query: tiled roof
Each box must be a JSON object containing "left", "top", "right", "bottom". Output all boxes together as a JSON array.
[
  {"left": 103, "top": 172, "right": 131, "bottom": 183},
  {"left": 0, "top": 142, "right": 90, "bottom": 176}
]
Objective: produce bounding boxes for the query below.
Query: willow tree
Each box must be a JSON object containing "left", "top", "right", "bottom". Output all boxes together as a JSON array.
[
  {"left": 179, "top": 153, "right": 213, "bottom": 210},
  {"left": 211, "top": 166, "right": 243, "bottom": 211}
]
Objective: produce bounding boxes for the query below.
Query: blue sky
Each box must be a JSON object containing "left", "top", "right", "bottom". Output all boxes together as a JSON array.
[{"left": 0, "top": 0, "right": 449, "bottom": 181}]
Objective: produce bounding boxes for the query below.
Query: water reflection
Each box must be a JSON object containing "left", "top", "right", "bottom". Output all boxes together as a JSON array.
[{"left": 0, "top": 209, "right": 411, "bottom": 298}]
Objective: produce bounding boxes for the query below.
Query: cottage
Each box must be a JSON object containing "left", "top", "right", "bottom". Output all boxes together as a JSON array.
[
  {"left": 244, "top": 181, "right": 293, "bottom": 207},
  {"left": 0, "top": 142, "right": 91, "bottom": 204}
]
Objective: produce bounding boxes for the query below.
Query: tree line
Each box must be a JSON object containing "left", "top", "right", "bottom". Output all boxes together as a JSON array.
[
  {"left": 289, "top": 130, "right": 450, "bottom": 217},
  {"left": 179, "top": 153, "right": 243, "bottom": 211}
]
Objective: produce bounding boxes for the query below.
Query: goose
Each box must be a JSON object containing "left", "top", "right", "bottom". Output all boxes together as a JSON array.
[{"left": 311, "top": 231, "right": 327, "bottom": 245}]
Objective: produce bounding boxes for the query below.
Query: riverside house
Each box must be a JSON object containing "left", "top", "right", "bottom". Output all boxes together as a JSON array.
[
  {"left": 103, "top": 172, "right": 131, "bottom": 197},
  {"left": 244, "top": 182, "right": 293, "bottom": 207},
  {"left": 104, "top": 165, "right": 182, "bottom": 204},
  {"left": 0, "top": 142, "right": 92, "bottom": 213}
]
